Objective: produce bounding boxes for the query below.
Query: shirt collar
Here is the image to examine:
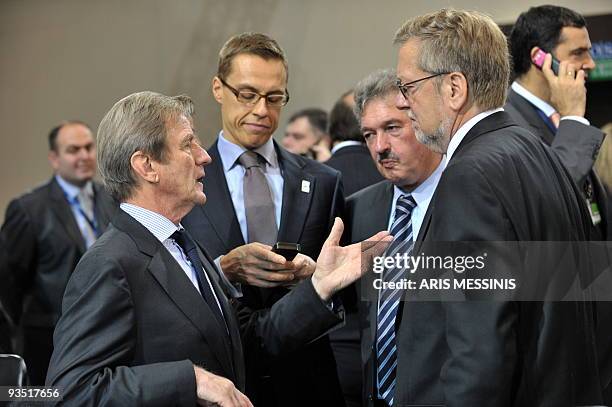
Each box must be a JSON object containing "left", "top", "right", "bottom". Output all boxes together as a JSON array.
[
  {"left": 55, "top": 175, "right": 93, "bottom": 200},
  {"left": 393, "top": 158, "right": 445, "bottom": 209},
  {"left": 217, "top": 130, "right": 279, "bottom": 171},
  {"left": 331, "top": 140, "right": 363, "bottom": 155},
  {"left": 445, "top": 108, "right": 504, "bottom": 163},
  {"left": 119, "top": 202, "right": 180, "bottom": 243},
  {"left": 511, "top": 81, "right": 556, "bottom": 117}
]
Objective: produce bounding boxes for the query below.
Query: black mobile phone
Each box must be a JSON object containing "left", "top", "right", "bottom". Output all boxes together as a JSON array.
[
  {"left": 272, "top": 242, "right": 301, "bottom": 261},
  {"left": 532, "top": 47, "right": 560, "bottom": 76}
]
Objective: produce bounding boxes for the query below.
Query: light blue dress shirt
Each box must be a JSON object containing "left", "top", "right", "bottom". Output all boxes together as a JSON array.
[
  {"left": 388, "top": 160, "right": 446, "bottom": 240},
  {"left": 217, "top": 131, "right": 284, "bottom": 243},
  {"left": 55, "top": 175, "right": 97, "bottom": 248}
]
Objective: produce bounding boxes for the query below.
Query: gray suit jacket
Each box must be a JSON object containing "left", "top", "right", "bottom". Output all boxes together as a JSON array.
[{"left": 505, "top": 88, "right": 608, "bottom": 239}]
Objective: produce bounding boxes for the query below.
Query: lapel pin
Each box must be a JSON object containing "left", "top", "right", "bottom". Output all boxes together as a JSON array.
[{"left": 301, "top": 180, "right": 310, "bottom": 193}]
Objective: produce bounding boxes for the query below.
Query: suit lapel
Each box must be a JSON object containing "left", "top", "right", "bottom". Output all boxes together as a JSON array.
[
  {"left": 365, "top": 182, "right": 394, "bottom": 344},
  {"left": 276, "top": 144, "right": 315, "bottom": 244},
  {"left": 201, "top": 143, "right": 245, "bottom": 251},
  {"left": 113, "top": 210, "right": 236, "bottom": 379},
  {"left": 371, "top": 182, "right": 393, "bottom": 235},
  {"left": 48, "top": 178, "right": 86, "bottom": 253},
  {"left": 451, "top": 111, "right": 518, "bottom": 161},
  {"left": 196, "top": 244, "right": 245, "bottom": 387},
  {"left": 417, "top": 111, "right": 517, "bottom": 245},
  {"left": 507, "top": 89, "right": 555, "bottom": 144},
  {"left": 414, "top": 201, "right": 433, "bottom": 252}
]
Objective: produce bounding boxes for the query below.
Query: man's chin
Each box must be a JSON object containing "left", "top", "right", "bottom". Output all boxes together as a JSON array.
[{"left": 415, "top": 131, "right": 446, "bottom": 154}]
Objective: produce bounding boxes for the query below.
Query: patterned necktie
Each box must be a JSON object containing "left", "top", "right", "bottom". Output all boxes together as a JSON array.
[
  {"left": 376, "top": 194, "right": 416, "bottom": 405},
  {"left": 238, "top": 151, "right": 278, "bottom": 245},
  {"left": 171, "top": 229, "right": 227, "bottom": 332},
  {"left": 549, "top": 112, "right": 561, "bottom": 129}
]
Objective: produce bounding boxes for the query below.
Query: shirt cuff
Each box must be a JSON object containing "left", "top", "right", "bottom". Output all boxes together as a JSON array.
[
  {"left": 560, "top": 116, "right": 590, "bottom": 126},
  {"left": 214, "top": 255, "right": 243, "bottom": 298}
]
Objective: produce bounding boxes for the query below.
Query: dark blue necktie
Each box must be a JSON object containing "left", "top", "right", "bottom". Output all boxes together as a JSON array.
[
  {"left": 535, "top": 108, "right": 558, "bottom": 134},
  {"left": 376, "top": 194, "right": 416, "bottom": 405},
  {"left": 171, "top": 229, "right": 227, "bottom": 331}
]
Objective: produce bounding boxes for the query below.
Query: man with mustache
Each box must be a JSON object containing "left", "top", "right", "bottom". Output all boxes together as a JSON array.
[
  {"left": 181, "top": 32, "right": 346, "bottom": 406},
  {"left": 340, "top": 68, "right": 442, "bottom": 407},
  {"left": 45, "top": 91, "right": 390, "bottom": 406}
]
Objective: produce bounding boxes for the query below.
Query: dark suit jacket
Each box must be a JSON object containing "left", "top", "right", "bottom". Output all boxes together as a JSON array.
[
  {"left": 46, "top": 209, "right": 343, "bottom": 405},
  {"left": 364, "top": 111, "right": 603, "bottom": 406},
  {"left": 345, "top": 181, "right": 394, "bottom": 407},
  {"left": 505, "top": 88, "right": 608, "bottom": 239},
  {"left": 182, "top": 140, "right": 345, "bottom": 407},
  {"left": 0, "top": 177, "right": 115, "bottom": 328},
  {"left": 506, "top": 89, "right": 612, "bottom": 399},
  {"left": 324, "top": 144, "right": 383, "bottom": 407},
  {"left": 325, "top": 144, "right": 384, "bottom": 197}
]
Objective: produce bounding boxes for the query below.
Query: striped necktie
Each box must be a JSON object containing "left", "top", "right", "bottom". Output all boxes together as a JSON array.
[{"left": 376, "top": 194, "right": 416, "bottom": 405}]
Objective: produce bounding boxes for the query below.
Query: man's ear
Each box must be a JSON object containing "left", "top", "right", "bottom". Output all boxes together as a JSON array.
[
  {"left": 529, "top": 46, "right": 541, "bottom": 63},
  {"left": 48, "top": 150, "right": 59, "bottom": 171},
  {"left": 212, "top": 76, "right": 224, "bottom": 104},
  {"left": 447, "top": 72, "right": 469, "bottom": 111},
  {"left": 130, "top": 151, "right": 159, "bottom": 183}
]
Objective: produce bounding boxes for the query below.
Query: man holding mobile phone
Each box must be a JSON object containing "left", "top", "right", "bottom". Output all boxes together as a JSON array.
[
  {"left": 181, "top": 32, "right": 345, "bottom": 407},
  {"left": 505, "top": 5, "right": 607, "bottom": 239}
]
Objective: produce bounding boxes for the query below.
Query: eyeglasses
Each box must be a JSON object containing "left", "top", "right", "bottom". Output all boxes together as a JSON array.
[
  {"left": 219, "top": 77, "right": 290, "bottom": 107},
  {"left": 396, "top": 72, "right": 449, "bottom": 100}
]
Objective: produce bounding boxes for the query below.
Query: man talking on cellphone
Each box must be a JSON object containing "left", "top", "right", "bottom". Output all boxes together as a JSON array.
[{"left": 505, "top": 5, "right": 607, "bottom": 239}]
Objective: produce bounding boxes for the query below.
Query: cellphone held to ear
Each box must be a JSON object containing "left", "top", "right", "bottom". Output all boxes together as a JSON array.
[
  {"left": 272, "top": 242, "right": 301, "bottom": 261},
  {"left": 532, "top": 47, "right": 561, "bottom": 76}
]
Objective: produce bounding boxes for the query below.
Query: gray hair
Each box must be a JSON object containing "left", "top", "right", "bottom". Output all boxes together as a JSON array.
[
  {"left": 353, "top": 68, "right": 398, "bottom": 124},
  {"left": 97, "top": 91, "right": 194, "bottom": 202},
  {"left": 393, "top": 9, "right": 510, "bottom": 110}
]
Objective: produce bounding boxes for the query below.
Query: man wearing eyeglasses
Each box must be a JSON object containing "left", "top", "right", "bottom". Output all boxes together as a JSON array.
[
  {"left": 182, "top": 33, "right": 345, "bottom": 407},
  {"left": 373, "top": 9, "right": 606, "bottom": 407}
]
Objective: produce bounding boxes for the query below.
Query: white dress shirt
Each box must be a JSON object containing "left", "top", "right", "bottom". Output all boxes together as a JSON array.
[
  {"left": 511, "top": 81, "right": 589, "bottom": 126},
  {"left": 119, "top": 203, "right": 225, "bottom": 315}
]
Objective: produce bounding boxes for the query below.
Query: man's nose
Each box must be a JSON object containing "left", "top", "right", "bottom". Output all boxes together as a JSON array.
[
  {"left": 251, "top": 96, "right": 270, "bottom": 117},
  {"left": 395, "top": 90, "right": 410, "bottom": 110}
]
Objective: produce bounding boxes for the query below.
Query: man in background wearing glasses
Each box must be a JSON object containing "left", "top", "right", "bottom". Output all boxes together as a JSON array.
[{"left": 182, "top": 32, "right": 345, "bottom": 407}]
